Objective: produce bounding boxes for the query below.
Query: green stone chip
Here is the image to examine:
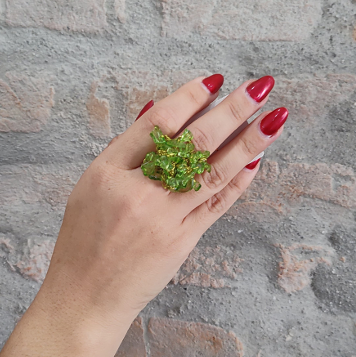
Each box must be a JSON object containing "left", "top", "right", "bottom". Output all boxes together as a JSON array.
[{"left": 141, "top": 126, "right": 211, "bottom": 192}]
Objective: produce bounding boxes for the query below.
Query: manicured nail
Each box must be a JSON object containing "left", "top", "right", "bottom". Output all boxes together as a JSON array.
[
  {"left": 260, "top": 107, "right": 289, "bottom": 136},
  {"left": 246, "top": 76, "right": 275, "bottom": 103},
  {"left": 202, "top": 74, "right": 224, "bottom": 94},
  {"left": 135, "top": 100, "right": 154, "bottom": 121},
  {"left": 245, "top": 158, "right": 261, "bottom": 170}
]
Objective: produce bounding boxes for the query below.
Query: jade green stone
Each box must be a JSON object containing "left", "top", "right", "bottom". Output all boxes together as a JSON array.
[{"left": 141, "top": 125, "right": 211, "bottom": 192}]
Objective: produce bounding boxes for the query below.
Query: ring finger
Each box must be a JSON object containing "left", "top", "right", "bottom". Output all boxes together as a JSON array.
[{"left": 172, "top": 107, "right": 289, "bottom": 213}]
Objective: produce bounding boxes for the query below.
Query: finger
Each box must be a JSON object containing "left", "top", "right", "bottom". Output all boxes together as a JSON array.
[
  {"left": 184, "top": 76, "right": 275, "bottom": 155},
  {"left": 171, "top": 107, "right": 288, "bottom": 213},
  {"left": 182, "top": 160, "right": 260, "bottom": 233},
  {"left": 105, "top": 74, "right": 224, "bottom": 169}
]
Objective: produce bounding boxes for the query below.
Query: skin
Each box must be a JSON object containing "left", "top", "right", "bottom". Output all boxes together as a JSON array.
[{"left": 0, "top": 76, "right": 284, "bottom": 357}]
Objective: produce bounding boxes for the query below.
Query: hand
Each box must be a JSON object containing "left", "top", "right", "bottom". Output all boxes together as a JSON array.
[{"left": 1, "top": 75, "right": 288, "bottom": 357}]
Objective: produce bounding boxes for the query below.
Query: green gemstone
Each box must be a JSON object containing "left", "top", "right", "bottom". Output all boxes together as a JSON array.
[
  {"left": 144, "top": 152, "right": 155, "bottom": 162},
  {"left": 141, "top": 161, "right": 155, "bottom": 176},
  {"left": 141, "top": 125, "right": 211, "bottom": 192},
  {"left": 150, "top": 126, "right": 166, "bottom": 144},
  {"left": 179, "top": 129, "right": 193, "bottom": 142},
  {"left": 193, "top": 181, "right": 202, "bottom": 191},
  {"left": 195, "top": 162, "right": 205, "bottom": 174}
]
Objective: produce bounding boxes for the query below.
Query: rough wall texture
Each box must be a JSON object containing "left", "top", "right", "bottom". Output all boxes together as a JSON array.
[{"left": 0, "top": 0, "right": 356, "bottom": 356}]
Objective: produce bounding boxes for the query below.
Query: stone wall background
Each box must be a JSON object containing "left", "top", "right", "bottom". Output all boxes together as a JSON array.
[{"left": 1, "top": 0, "right": 356, "bottom": 356}]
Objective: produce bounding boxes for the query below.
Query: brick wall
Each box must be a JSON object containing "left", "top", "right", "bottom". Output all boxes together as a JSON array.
[{"left": 1, "top": 0, "right": 356, "bottom": 356}]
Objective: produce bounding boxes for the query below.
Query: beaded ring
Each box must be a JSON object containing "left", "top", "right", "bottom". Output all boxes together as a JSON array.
[{"left": 141, "top": 126, "right": 211, "bottom": 192}]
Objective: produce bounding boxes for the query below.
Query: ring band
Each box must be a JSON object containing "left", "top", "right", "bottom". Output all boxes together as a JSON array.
[{"left": 141, "top": 126, "right": 211, "bottom": 192}]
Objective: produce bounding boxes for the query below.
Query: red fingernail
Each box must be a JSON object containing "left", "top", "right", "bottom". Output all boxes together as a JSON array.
[
  {"left": 245, "top": 158, "right": 261, "bottom": 170},
  {"left": 202, "top": 74, "right": 224, "bottom": 94},
  {"left": 135, "top": 100, "right": 154, "bottom": 121},
  {"left": 246, "top": 76, "right": 275, "bottom": 103},
  {"left": 260, "top": 107, "right": 289, "bottom": 136}
]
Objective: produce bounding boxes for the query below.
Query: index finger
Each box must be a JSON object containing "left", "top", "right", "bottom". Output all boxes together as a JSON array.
[{"left": 105, "top": 75, "right": 224, "bottom": 169}]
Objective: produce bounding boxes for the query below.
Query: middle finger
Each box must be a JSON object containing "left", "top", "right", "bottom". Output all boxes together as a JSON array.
[{"left": 184, "top": 76, "right": 275, "bottom": 154}]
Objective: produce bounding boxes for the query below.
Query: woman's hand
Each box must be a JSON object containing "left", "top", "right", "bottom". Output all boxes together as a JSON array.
[{"left": 1, "top": 75, "right": 288, "bottom": 357}]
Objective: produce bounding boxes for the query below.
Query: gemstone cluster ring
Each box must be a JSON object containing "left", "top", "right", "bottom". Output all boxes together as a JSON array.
[{"left": 141, "top": 126, "right": 211, "bottom": 192}]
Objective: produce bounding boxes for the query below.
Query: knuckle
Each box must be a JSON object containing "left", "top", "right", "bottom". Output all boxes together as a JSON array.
[
  {"left": 186, "top": 88, "right": 205, "bottom": 107},
  {"left": 227, "top": 100, "right": 245, "bottom": 123},
  {"left": 68, "top": 161, "right": 144, "bottom": 218},
  {"left": 201, "top": 162, "right": 228, "bottom": 190},
  {"left": 191, "top": 126, "right": 213, "bottom": 152},
  {"left": 146, "top": 106, "right": 177, "bottom": 134},
  {"left": 206, "top": 191, "right": 228, "bottom": 215},
  {"left": 115, "top": 193, "right": 137, "bottom": 217},
  {"left": 227, "top": 175, "right": 245, "bottom": 195},
  {"left": 240, "top": 135, "right": 259, "bottom": 157},
  {"left": 88, "top": 161, "right": 113, "bottom": 187},
  {"left": 107, "top": 135, "right": 120, "bottom": 147},
  {"left": 86, "top": 161, "right": 122, "bottom": 193}
]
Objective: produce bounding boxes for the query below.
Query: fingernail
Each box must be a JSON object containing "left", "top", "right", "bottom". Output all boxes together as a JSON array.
[
  {"left": 246, "top": 76, "right": 275, "bottom": 103},
  {"left": 135, "top": 100, "right": 154, "bottom": 121},
  {"left": 260, "top": 107, "right": 289, "bottom": 136},
  {"left": 245, "top": 158, "right": 261, "bottom": 170},
  {"left": 202, "top": 74, "right": 224, "bottom": 94}
]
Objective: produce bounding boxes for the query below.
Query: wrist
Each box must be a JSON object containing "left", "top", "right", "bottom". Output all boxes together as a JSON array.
[
  {"left": 1, "top": 275, "right": 140, "bottom": 357},
  {"left": 37, "top": 277, "right": 140, "bottom": 355}
]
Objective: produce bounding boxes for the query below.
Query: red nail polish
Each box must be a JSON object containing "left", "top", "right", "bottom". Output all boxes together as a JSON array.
[
  {"left": 245, "top": 158, "right": 261, "bottom": 170},
  {"left": 135, "top": 100, "right": 154, "bottom": 121},
  {"left": 260, "top": 107, "right": 289, "bottom": 136},
  {"left": 202, "top": 74, "right": 224, "bottom": 94},
  {"left": 246, "top": 76, "right": 275, "bottom": 103}
]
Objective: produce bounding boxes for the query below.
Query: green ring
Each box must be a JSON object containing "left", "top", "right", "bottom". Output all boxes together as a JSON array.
[{"left": 141, "top": 126, "right": 211, "bottom": 192}]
